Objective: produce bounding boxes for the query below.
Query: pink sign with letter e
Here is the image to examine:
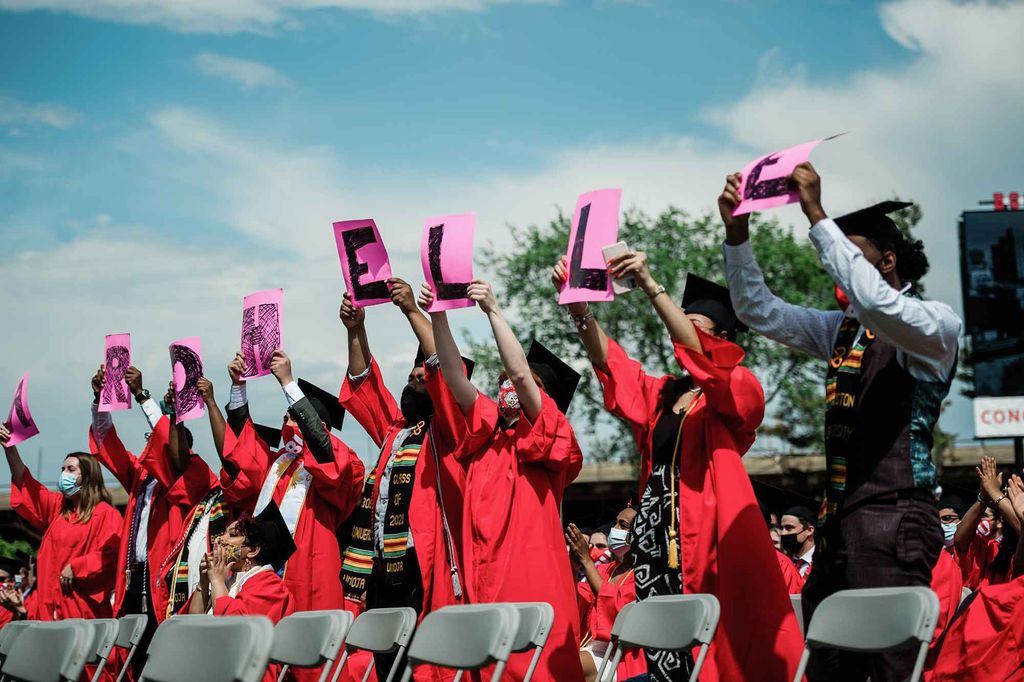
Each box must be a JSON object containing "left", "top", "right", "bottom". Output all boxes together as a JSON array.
[
  {"left": 5, "top": 373, "right": 39, "bottom": 446},
  {"left": 421, "top": 212, "right": 476, "bottom": 313},
  {"left": 732, "top": 134, "right": 842, "bottom": 216},
  {"left": 99, "top": 333, "right": 132, "bottom": 412},
  {"left": 240, "top": 289, "right": 283, "bottom": 380},
  {"left": 559, "top": 188, "right": 622, "bottom": 305},
  {"left": 169, "top": 336, "right": 205, "bottom": 423},
  {"left": 334, "top": 219, "right": 393, "bottom": 307}
]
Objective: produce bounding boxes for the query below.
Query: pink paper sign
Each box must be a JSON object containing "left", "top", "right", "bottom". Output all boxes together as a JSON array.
[
  {"left": 5, "top": 373, "right": 39, "bottom": 446},
  {"left": 421, "top": 212, "right": 476, "bottom": 313},
  {"left": 732, "top": 135, "right": 839, "bottom": 216},
  {"left": 333, "top": 219, "right": 394, "bottom": 307},
  {"left": 559, "top": 188, "right": 622, "bottom": 305},
  {"left": 99, "top": 333, "right": 132, "bottom": 412},
  {"left": 168, "top": 337, "right": 205, "bottom": 423},
  {"left": 241, "top": 289, "right": 283, "bottom": 380}
]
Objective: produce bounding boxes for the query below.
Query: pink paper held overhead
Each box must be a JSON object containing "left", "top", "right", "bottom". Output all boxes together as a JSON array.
[
  {"left": 333, "top": 219, "right": 394, "bottom": 308},
  {"left": 732, "top": 134, "right": 843, "bottom": 216},
  {"left": 559, "top": 188, "right": 622, "bottom": 305},
  {"left": 5, "top": 373, "right": 39, "bottom": 446},
  {"left": 168, "top": 336, "right": 205, "bottom": 423},
  {"left": 240, "top": 289, "right": 283, "bottom": 380},
  {"left": 421, "top": 212, "right": 476, "bottom": 313},
  {"left": 99, "top": 333, "right": 132, "bottom": 412}
]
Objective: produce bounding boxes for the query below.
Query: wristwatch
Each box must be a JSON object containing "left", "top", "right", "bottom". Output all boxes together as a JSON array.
[{"left": 134, "top": 388, "right": 151, "bottom": 404}]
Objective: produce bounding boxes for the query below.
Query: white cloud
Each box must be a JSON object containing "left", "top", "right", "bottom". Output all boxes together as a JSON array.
[
  {"left": 0, "top": 0, "right": 556, "bottom": 34},
  {"left": 193, "top": 52, "right": 292, "bottom": 89},
  {"left": 0, "top": 93, "right": 79, "bottom": 129}
]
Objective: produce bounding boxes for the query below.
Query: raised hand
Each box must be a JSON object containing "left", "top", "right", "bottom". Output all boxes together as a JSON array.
[
  {"left": 269, "top": 350, "right": 293, "bottom": 386},
  {"left": 467, "top": 279, "right": 499, "bottom": 314},
  {"left": 1007, "top": 474, "right": 1024, "bottom": 525},
  {"left": 163, "top": 380, "right": 175, "bottom": 408},
  {"left": 1, "top": 423, "right": 12, "bottom": 447},
  {"left": 551, "top": 256, "right": 568, "bottom": 291},
  {"left": 718, "top": 172, "right": 751, "bottom": 245},
  {"left": 206, "top": 546, "right": 230, "bottom": 584},
  {"left": 227, "top": 352, "right": 247, "bottom": 386},
  {"left": 418, "top": 283, "right": 435, "bottom": 313},
  {"left": 977, "top": 455, "right": 1004, "bottom": 502},
  {"left": 565, "top": 523, "right": 592, "bottom": 567},
  {"left": 388, "top": 278, "right": 418, "bottom": 315},
  {"left": 607, "top": 251, "right": 656, "bottom": 294},
  {"left": 91, "top": 365, "right": 105, "bottom": 397},
  {"left": 339, "top": 292, "right": 365, "bottom": 329},
  {"left": 125, "top": 366, "right": 143, "bottom": 398},
  {"left": 197, "top": 378, "right": 216, "bottom": 406},
  {"left": 787, "top": 161, "right": 826, "bottom": 225}
]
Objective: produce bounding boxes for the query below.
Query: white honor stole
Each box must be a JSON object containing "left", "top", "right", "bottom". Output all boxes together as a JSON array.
[{"left": 254, "top": 434, "right": 312, "bottom": 537}]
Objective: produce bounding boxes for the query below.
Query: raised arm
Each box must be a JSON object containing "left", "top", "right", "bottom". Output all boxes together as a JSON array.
[
  {"left": 197, "top": 378, "right": 228, "bottom": 462},
  {"left": 552, "top": 257, "right": 610, "bottom": 369},
  {"left": 718, "top": 173, "right": 844, "bottom": 361},
  {"left": 1, "top": 425, "right": 26, "bottom": 486},
  {"left": 390, "top": 278, "right": 436, "bottom": 358},
  {"left": 1008, "top": 475, "right": 1024, "bottom": 579},
  {"left": 225, "top": 353, "right": 251, "bottom": 436},
  {"left": 269, "top": 350, "right": 333, "bottom": 465},
  {"left": 468, "top": 279, "right": 542, "bottom": 422},
  {"left": 161, "top": 381, "right": 191, "bottom": 479},
  {"left": 419, "top": 284, "right": 479, "bottom": 413},
  {"left": 340, "top": 293, "right": 371, "bottom": 378}
]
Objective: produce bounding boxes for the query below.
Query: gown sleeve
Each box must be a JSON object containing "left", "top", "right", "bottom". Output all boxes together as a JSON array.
[
  {"left": 592, "top": 338, "right": 670, "bottom": 447},
  {"left": 672, "top": 331, "right": 765, "bottom": 454},
  {"left": 89, "top": 421, "right": 142, "bottom": 492},
  {"left": 423, "top": 356, "right": 473, "bottom": 457},
  {"left": 213, "top": 571, "right": 294, "bottom": 620},
  {"left": 66, "top": 503, "right": 122, "bottom": 587},
  {"left": 338, "top": 358, "right": 402, "bottom": 448},
  {"left": 219, "top": 419, "right": 272, "bottom": 508},
  {"left": 302, "top": 435, "right": 366, "bottom": 523},
  {"left": 9, "top": 468, "right": 62, "bottom": 532},
  {"left": 515, "top": 392, "right": 584, "bottom": 483}
]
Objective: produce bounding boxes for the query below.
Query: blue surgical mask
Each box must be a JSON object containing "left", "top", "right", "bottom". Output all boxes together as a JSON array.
[
  {"left": 607, "top": 527, "right": 631, "bottom": 557},
  {"left": 942, "top": 522, "right": 958, "bottom": 548},
  {"left": 57, "top": 472, "right": 81, "bottom": 497}
]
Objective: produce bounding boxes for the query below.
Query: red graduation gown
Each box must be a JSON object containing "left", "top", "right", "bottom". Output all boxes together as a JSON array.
[
  {"left": 337, "top": 358, "right": 467, "bottom": 617},
  {"left": 10, "top": 469, "right": 121, "bottom": 620},
  {"left": 927, "top": 548, "right": 964, "bottom": 670},
  {"left": 89, "top": 416, "right": 214, "bottom": 621},
  {"left": 577, "top": 562, "right": 646, "bottom": 680},
  {"left": 775, "top": 550, "right": 805, "bottom": 595},
  {"left": 449, "top": 389, "right": 585, "bottom": 682},
  {"left": 221, "top": 418, "right": 364, "bottom": 613},
  {"left": 929, "top": 574, "right": 1024, "bottom": 681},
  {"left": 957, "top": 534, "right": 1006, "bottom": 591},
  {"left": 594, "top": 333, "right": 805, "bottom": 682}
]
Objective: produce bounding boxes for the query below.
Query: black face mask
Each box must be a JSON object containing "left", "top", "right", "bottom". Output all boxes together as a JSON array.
[
  {"left": 400, "top": 386, "right": 434, "bottom": 423},
  {"left": 780, "top": 531, "right": 804, "bottom": 557}
]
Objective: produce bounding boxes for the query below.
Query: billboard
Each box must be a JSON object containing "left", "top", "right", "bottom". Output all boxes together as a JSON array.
[{"left": 959, "top": 209, "right": 1024, "bottom": 399}]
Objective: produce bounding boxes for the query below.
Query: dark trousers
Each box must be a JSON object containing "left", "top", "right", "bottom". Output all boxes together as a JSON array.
[
  {"left": 123, "top": 567, "right": 158, "bottom": 678},
  {"left": 802, "top": 499, "right": 942, "bottom": 682},
  {"left": 366, "top": 551, "right": 423, "bottom": 682}
]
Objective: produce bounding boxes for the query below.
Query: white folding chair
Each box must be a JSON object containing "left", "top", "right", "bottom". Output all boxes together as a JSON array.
[
  {"left": 790, "top": 594, "right": 804, "bottom": 638},
  {"left": 792, "top": 586, "right": 940, "bottom": 682},
  {"left": 399, "top": 604, "right": 519, "bottom": 682},
  {"left": 85, "top": 619, "right": 119, "bottom": 682},
  {"left": 506, "top": 603, "right": 554, "bottom": 682},
  {"left": 138, "top": 615, "right": 274, "bottom": 682},
  {"left": 270, "top": 611, "right": 352, "bottom": 682},
  {"left": 1, "top": 621, "right": 93, "bottom": 682},
  {"left": 0, "top": 621, "right": 33, "bottom": 667},
  {"left": 605, "top": 595, "right": 719, "bottom": 682},
  {"left": 333, "top": 607, "right": 417, "bottom": 682},
  {"left": 112, "top": 614, "right": 148, "bottom": 682}
]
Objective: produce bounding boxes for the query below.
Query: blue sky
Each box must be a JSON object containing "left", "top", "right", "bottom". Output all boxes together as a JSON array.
[{"left": 2, "top": 0, "right": 1023, "bottom": 483}]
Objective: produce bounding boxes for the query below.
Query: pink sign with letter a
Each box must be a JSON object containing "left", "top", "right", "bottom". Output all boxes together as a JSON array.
[
  {"left": 99, "top": 333, "right": 132, "bottom": 412},
  {"left": 240, "top": 289, "right": 283, "bottom": 380},
  {"left": 168, "top": 336, "right": 205, "bottom": 423},
  {"left": 421, "top": 212, "right": 476, "bottom": 313},
  {"left": 334, "top": 219, "right": 393, "bottom": 307},
  {"left": 5, "top": 373, "right": 39, "bottom": 446},
  {"left": 732, "top": 135, "right": 841, "bottom": 216},
  {"left": 559, "top": 188, "right": 622, "bottom": 305}
]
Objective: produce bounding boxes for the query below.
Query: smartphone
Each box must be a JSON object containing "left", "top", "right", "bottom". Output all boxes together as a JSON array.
[{"left": 601, "top": 241, "right": 638, "bottom": 295}]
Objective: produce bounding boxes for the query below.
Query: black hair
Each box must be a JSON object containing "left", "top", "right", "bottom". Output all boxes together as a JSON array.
[
  {"left": 659, "top": 374, "right": 695, "bottom": 409},
  {"left": 871, "top": 235, "right": 930, "bottom": 282}
]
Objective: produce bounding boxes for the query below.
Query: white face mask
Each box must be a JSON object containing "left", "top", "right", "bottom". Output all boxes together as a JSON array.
[
  {"left": 607, "top": 527, "right": 631, "bottom": 557},
  {"left": 941, "top": 522, "right": 957, "bottom": 548}
]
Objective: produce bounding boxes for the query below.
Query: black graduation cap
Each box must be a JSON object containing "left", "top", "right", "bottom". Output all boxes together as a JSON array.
[
  {"left": 296, "top": 378, "right": 346, "bottom": 431},
  {"left": 680, "top": 273, "right": 748, "bottom": 338},
  {"left": 251, "top": 501, "right": 297, "bottom": 572},
  {"left": 936, "top": 495, "right": 967, "bottom": 518},
  {"left": 750, "top": 480, "right": 820, "bottom": 523},
  {"left": 526, "top": 340, "right": 581, "bottom": 415},
  {"left": 834, "top": 201, "right": 912, "bottom": 245},
  {"left": 0, "top": 556, "right": 24, "bottom": 579},
  {"left": 783, "top": 506, "right": 818, "bottom": 528},
  {"left": 413, "top": 346, "right": 476, "bottom": 380},
  {"left": 253, "top": 423, "right": 282, "bottom": 449}
]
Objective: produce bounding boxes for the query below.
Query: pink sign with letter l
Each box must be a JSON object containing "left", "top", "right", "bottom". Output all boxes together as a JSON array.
[
  {"left": 421, "top": 212, "right": 476, "bottom": 313},
  {"left": 5, "top": 373, "right": 39, "bottom": 446},
  {"left": 240, "top": 289, "right": 283, "bottom": 380},
  {"left": 99, "top": 333, "right": 132, "bottom": 412},
  {"left": 732, "top": 134, "right": 842, "bottom": 216},
  {"left": 169, "top": 336, "right": 205, "bottom": 423},
  {"left": 333, "top": 219, "right": 393, "bottom": 308},
  {"left": 559, "top": 188, "right": 622, "bottom": 305}
]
